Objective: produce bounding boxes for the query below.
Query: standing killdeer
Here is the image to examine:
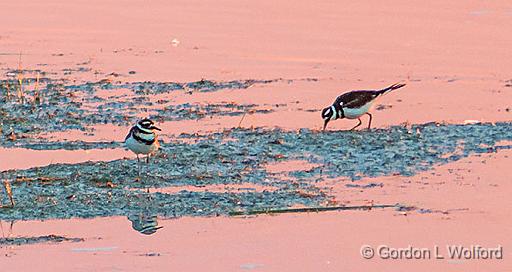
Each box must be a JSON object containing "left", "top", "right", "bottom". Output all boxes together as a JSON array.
[
  {"left": 321, "top": 83, "right": 406, "bottom": 131},
  {"left": 125, "top": 118, "right": 161, "bottom": 163}
]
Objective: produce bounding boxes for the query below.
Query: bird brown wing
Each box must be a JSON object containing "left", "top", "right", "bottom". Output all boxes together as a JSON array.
[{"left": 333, "top": 90, "right": 378, "bottom": 109}]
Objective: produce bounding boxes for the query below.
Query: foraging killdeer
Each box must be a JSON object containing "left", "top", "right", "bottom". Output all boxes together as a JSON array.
[
  {"left": 125, "top": 118, "right": 161, "bottom": 163},
  {"left": 321, "top": 83, "right": 406, "bottom": 131}
]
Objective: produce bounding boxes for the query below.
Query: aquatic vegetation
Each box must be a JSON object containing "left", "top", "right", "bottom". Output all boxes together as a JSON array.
[
  {"left": 1, "top": 122, "right": 510, "bottom": 220},
  {"left": 0, "top": 76, "right": 279, "bottom": 145}
]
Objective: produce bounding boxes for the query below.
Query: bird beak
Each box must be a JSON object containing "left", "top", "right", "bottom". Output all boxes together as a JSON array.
[
  {"left": 151, "top": 126, "right": 161, "bottom": 131},
  {"left": 323, "top": 120, "right": 329, "bottom": 131}
]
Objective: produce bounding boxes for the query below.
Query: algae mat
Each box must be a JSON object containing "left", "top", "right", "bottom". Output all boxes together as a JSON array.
[{"left": 1, "top": 122, "right": 510, "bottom": 220}]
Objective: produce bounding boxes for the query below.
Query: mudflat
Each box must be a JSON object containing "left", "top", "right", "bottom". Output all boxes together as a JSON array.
[{"left": 1, "top": 1, "right": 511, "bottom": 271}]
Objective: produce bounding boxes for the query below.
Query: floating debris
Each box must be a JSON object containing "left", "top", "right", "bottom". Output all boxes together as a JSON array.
[
  {"left": 229, "top": 203, "right": 400, "bottom": 216},
  {"left": 2, "top": 180, "right": 14, "bottom": 207},
  {"left": 171, "top": 38, "right": 180, "bottom": 47},
  {"left": 0, "top": 235, "right": 83, "bottom": 247},
  {"left": 345, "top": 182, "right": 383, "bottom": 189},
  {"left": 463, "top": 120, "right": 481, "bottom": 125}
]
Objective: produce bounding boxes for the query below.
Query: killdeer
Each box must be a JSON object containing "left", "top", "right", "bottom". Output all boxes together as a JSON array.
[
  {"left": 321, "top": 83, "right": 406, "bottom": 131},
  {"left": 125, "top": 118, "right": 161, "bottom": 163}
]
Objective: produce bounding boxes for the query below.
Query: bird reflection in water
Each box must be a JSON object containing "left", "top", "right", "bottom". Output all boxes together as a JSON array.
[{"left": 127, "top": 213, "right": 163, "bottom": 235}]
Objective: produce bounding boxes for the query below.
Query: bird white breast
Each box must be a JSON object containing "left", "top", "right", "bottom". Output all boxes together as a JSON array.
[
  {"left": 343, "top": 101, "right": 373, "bottom": 119},
  {"left": 125, "top": 136, "right": 158, "bottom": 155}
]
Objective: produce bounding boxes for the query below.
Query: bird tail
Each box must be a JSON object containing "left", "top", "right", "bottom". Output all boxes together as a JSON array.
[{"left": 376, "top": 83, "right": 406, "bottom": 95}]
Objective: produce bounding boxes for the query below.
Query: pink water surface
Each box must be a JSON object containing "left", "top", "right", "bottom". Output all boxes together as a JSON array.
[{"left": 1, "top": 0, "right": 512, "bottom": 271}]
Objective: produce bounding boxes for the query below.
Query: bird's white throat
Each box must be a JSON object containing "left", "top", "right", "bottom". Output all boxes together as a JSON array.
[{"left": 136, "top": 123, "right": 153, "bottom": 133}]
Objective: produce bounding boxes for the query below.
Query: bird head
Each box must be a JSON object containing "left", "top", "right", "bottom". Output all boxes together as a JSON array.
[
  {"left": 137, "top": 118, "right": 161, "bottom": 132},
  {"left": 321, "top": 106, "right": 334, "bottom": 131}
]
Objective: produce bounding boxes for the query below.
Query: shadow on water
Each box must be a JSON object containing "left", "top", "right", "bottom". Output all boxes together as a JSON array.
[{"left": 0, "top": 122, "right": 511, "bottom": 220}]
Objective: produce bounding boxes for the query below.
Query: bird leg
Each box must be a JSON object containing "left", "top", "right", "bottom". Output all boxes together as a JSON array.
[
  {"left": 136, "top": 154, "right": 141, "bottom": 178},
  {"left": 349, "top": 118, "right": 362, "bottom": 131},
  {"left": 146, "top": 154, "right": 150, "bottom": 164},
  {"left": 366, "top": 112, "right": 373, "bottom": 129}
]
